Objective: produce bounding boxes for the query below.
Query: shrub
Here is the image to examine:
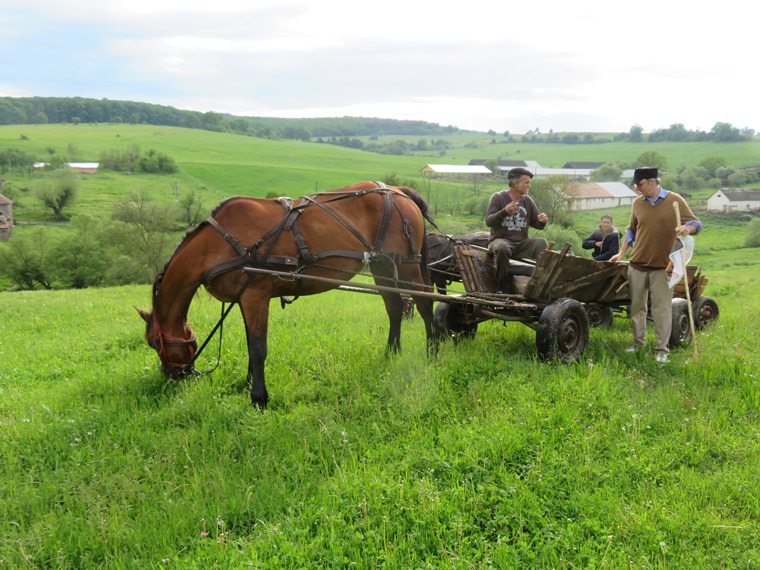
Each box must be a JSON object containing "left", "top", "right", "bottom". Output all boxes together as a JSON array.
[{"left": 745, "top": 218, "right": 760, "bottom": 247}]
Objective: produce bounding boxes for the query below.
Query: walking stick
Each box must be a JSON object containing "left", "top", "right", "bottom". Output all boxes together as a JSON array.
[{"left": 673, "top": 202, "right": 698, "bottom": 360}]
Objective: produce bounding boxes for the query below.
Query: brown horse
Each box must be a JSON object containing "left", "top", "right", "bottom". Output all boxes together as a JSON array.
[{"left": 137, "top": 181, "right": 439, "bottom": 408}]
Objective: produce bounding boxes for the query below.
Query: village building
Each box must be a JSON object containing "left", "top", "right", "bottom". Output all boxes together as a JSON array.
[
  {"left": 420, "top": 164, "right": 492, "bottom": 177},
  {"left": 468, "top": 159, "right": 595, "bottom": 180},
  {"left": 33, "top": 162, "right": 99, "bottom": 174},
  {"left": 706, "top": 188, "right": 760, "bottom": 212},
  {"left": 562, "top": 182, "right": 639, "bottom": 212}
]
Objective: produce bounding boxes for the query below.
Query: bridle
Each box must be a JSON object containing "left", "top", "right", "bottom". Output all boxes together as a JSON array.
[{"left": 152, "top": 315, "right": 197, "bottom": 376}]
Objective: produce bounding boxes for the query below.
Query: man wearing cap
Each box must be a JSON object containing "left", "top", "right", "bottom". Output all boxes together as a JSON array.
[
  {"left": 485, "top": 167, "right": 549, "bottom": 292},
  {"left": 610, "top": 166, "right": 702, "bottom": 363}
]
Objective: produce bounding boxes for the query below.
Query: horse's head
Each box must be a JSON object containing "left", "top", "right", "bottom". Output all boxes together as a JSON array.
[{"left": 136, "top": 307, "right": 198, "bottom": 378}]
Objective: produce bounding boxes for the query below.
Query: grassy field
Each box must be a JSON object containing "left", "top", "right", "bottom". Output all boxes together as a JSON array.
[
  {"left": 1, "top": 265, "right": 758, "bottom": 568},
  {"left": 1, "top": 123, "right": 759, "bottom": 567}
]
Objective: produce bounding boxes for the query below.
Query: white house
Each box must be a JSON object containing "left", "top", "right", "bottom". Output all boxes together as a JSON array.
[
  {"left": 707, "top": 188, "right": 760, "bottom": 212},
  {"left": 563, "top": 182, "right": 639, "bottom": 212}
]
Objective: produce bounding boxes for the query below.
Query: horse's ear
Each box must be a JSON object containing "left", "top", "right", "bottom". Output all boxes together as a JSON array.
[{"left": 135, "top": 307, "right": 151, "bottom": 323}]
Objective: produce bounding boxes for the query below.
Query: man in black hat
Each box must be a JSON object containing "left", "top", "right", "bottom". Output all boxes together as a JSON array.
[
  {"left": 610, "top": 166, "right": 702, "bottom": 363},
  {"left": 485, "top": 167, "right": 549, "bottom": 292}
]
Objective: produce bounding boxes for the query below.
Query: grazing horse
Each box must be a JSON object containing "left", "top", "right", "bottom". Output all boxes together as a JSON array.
[{"left": 137, "top": 181, "right": 439, "bottom": 408}]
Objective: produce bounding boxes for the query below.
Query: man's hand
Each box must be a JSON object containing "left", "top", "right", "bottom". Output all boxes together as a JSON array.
[
  {"left": 504, "top": 202, "right": 519, "bottom": 215},
  {"left": 538, "top": 212, "right": 548, "bottom": 224},
  {"left": 675, "top": 224, "right": 692, "bottom": 236},
  {"left": 609, "top": 253, "right": 623, "bottom": 264}
]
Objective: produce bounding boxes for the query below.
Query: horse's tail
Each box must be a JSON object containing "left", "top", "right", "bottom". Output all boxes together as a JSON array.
[
  {"left": 396, "top": 186, "right": 434, "bottom": 288},
  {"left": 396, "top": 186, "right": 434, "bottom": 225}
]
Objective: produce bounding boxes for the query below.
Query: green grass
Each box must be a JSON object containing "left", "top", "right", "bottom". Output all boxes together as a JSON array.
[
  {"left": 1, "top": 123, "right": 759, "bottom": 567},
  {"left": 1, "top": 262, "right": 758, "bottom": 567}
]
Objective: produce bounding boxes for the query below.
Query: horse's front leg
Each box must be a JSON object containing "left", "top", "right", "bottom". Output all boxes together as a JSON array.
[{"left": 240, "top": 297, "right": 270, "bottom": 408}]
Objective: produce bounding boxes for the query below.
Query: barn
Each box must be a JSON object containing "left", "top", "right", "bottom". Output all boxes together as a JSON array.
[
  {"left": 563, "top": 182, "right": 638, "bottom": 212},
  {"left": 706, "top": 188, "right": 760, "bottom": 212}
]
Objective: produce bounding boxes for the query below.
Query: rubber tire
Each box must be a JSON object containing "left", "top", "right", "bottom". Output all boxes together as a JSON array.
[
  {"left": 536, "top": 298, "right": 590, "bottom": 363},
  {"left": 434, "top": 302, "right": 478, "bottom": 342},
  {"left": 669, "top": 297, "right": 692, "bottom": 348},
  {"left": 692, "top": 296, "right": 719, "bottom": 330},
  {"left": 585, "top": 303, "right": 614, "bottom": 328}
]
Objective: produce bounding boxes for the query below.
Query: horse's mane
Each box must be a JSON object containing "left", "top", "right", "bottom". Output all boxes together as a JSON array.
[{"left": 152, "top": 195, "right": 251, "bottom": 300}]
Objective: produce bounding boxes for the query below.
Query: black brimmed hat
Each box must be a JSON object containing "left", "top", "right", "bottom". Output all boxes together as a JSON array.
[{"left": 632, "top": 166, "right": 658, "bottom": 185}]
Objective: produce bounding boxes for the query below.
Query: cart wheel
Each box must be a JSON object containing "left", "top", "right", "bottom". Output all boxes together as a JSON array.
[
  {"left": 434, "top": 302, "right": 477, "bottom": 342},
  {"left": 669, "top": 298, "right": 692, "bottom": 348},
  {"left": 585, "top": 303, "right": 614, "bottom": 328},
  {"left": 536, "top": 298, "right": 589, "bottom": 363},
  {"left": 692, "top": 296, "right": 719, "bottom": 330}
]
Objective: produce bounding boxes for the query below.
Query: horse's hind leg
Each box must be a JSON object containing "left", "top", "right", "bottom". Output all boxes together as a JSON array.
[
  {"left": 239, "top": 296, "right": 270, "bottom": 408},
  {"left": 377, "top": 289, "right": 404, "bottom": 353},
  {"left": 411, "top": 293, "right": 441, "bottom": 356}
]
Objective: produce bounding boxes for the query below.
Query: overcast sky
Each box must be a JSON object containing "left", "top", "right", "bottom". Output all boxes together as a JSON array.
[{"left": 1, "top": 0, "right": 756, "bottom": 134}]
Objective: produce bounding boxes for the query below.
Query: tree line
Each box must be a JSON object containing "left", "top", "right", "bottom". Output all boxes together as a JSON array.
[{"left": 0, "top": 96, "right": 461, "bottom": 140}]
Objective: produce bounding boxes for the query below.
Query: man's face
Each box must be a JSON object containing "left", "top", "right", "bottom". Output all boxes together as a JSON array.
[
  {"left": 635, "top": 178, "right": 658, "bottom": 199},
  {"left": 512, "top": 175, "right": 531, "bottom": 195},
  {"left": 600, "top": 218, "right": 612, "bottom": 232}
]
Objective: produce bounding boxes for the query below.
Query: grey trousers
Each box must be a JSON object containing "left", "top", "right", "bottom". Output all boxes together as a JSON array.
[
  {"left": 488, "top": 237, "right": 548, "bottom": 291},
  {"left": 627, "top": 265, "right": 673, "bottom": 354}
]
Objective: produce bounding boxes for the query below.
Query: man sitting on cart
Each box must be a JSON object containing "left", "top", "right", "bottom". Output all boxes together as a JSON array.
[{"left": 485, "top": 167, "right": 549, "bottom": 293}]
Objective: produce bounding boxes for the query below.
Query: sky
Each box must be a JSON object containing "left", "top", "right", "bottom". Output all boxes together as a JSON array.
[{"left": 1, "top": 0, "right": 757, "bottom": 134}]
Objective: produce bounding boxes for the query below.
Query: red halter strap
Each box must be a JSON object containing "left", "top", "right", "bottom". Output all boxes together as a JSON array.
[{"left": 153, "top": 317, "right": 197, "bottom": 370}]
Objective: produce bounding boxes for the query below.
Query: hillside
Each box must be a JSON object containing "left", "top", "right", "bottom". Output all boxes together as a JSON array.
[{"left": 1, "top": 122, "right": 759, "bottom": 567}]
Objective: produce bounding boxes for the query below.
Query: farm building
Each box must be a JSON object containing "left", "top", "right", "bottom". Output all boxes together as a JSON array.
[
  {"left": 706, "top": 188, "right": 760, "bottom": 212},
  {"left": 562, "top": 161, "right": 605, "bottom": 170},
  {"left": 562, "top": 182, "right": 638, "bottom": 212},
  {"left": 33, "top": 162, "right": 99, "bottom": 174},
  {"left": 420, "top": 164, "right": 492, "bottom": 177},
  {"left": 469, "top": 159, "right": 595, "bottom": 180},
  {"left": 0, "top": 193, "right": 13, "bottom": 240}
]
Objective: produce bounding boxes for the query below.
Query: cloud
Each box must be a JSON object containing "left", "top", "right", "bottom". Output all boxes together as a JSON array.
[{"left": 0, "top": 0, "right": 756, "bottom": 133}]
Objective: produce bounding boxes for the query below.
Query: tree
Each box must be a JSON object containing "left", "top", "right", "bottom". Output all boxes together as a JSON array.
[
  {"left": 628, "top": 124, "right": 644, "bottom": 142},
  {"left": 0, "top": 228, "right": 53, "bottom": 290},
  {"left": 635, "top": 151, "right": 667, "bottom": 173},
  {"left": 107, "top": 191, "right": 179, "bottom": 283},
  {"left": 698, "top": 156, "right": 727, "bottom": 179},
  {"left": 34, "top": 168, "right": 80, "bottom": 219},
  {"left": 590, "top": 164, "right": 623, "bottom": 182},
  {"left": 51, "top": 214, "right": 110, "bottom": 288},
  {"left": 530, "top": 175, "right": 570, "bottom": 226},
  {"left": 178, "top": 190, "right": 205, "bottom": 228}
]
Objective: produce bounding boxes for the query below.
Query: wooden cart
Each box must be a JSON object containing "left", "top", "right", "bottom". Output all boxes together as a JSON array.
[{"left": 432, "top": 241, "right": 719, "bottom": 362}]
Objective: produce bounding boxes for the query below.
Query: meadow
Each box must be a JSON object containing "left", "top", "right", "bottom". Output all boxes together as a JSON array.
[{"left": 1, "top": 124, "right": 759, "bottom": 568}]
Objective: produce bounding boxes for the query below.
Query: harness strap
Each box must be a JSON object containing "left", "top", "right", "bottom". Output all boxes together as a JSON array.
[{"left": 206, "top": 216, "right": 248, "bottom": 257}]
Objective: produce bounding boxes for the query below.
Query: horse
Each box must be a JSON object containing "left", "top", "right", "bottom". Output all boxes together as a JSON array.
[
  {"left": 137, "top": 181, "right": 440, "bottom": 408},
  {"left": 425, "top": 231, "right": 490, "bottom": 294}
]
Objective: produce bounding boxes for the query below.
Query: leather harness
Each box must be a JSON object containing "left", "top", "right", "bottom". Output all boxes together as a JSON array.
[{"left": 201, "top": 183, "right": 421, "bottom": 287}]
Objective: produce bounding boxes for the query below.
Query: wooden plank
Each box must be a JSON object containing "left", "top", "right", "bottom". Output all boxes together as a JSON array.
[
  {"left": 550, "top": 264, "right": 625, "bottom": 299},
  {"left": 523, "top": 243, "right": 571, "bottom": 300}
]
